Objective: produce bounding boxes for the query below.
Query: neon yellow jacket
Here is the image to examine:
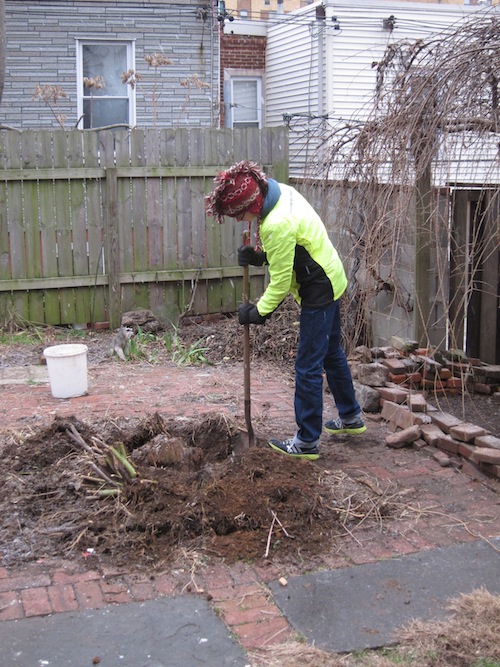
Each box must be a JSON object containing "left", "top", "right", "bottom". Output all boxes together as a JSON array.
[{"left": 256, "top": 183, "right": 347, "bottom": 317}]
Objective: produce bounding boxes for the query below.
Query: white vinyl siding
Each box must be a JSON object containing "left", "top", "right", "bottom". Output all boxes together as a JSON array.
[
  {"left": 266, "top": 15, "right": 322, "bottom": 176},
  {"left": 266, "top": 0, "right": 480, "bottom": 179}
]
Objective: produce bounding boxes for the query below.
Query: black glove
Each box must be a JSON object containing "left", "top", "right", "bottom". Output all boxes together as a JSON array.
[
  {"left": 238, "top": 303, "right": 267, "bottom": 325},
  {"left": 237, "top": 245, "right": 267, "bottom": 267}
]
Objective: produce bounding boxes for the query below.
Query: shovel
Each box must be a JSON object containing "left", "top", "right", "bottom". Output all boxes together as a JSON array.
[{"left": 242, "top": 229, "right": 255, "bottom": 447}]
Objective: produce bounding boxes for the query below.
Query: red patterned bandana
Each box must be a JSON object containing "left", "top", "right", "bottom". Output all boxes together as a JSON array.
[{"left": 205, "top": 161, "right": 268, "bottom": 224}]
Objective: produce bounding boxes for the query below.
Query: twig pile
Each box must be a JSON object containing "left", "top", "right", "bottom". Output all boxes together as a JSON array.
[
  {"left": 178, "top": 295, "right": 300, "bottom": 366},
  {"left": 65, "top": 423, "right": 138, "bottom": 498}
]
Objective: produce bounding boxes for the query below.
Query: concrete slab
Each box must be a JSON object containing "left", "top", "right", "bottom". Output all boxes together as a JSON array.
[
  {"left": 269, "top": 538, "right": 500, "bottom": 653},
  {"left": 0, "top": 596, "right": 250, "bottom": 667},
  {"left": 0, "top": 365, "right": 48, "bottom": 385}
]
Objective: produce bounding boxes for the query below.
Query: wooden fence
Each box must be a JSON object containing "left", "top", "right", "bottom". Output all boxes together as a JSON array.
[{"left": 0, "top": 127, "right": 289, "bottom": 329}]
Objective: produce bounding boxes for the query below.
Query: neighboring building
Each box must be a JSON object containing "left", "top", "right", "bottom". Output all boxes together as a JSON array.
[
  {"left": 1, "top": 0, "right": 221, "bottom": 130},
  {"left": 220, "top": 21, "right": 266, "bottom": 128},
  {"left": 264, "top": 0, "right": 482, "bottom": 177},
  {"left": 224, "top": 0, "right": 491, "bottom": 22},
  {"left": 224, "top": 0, "right": 307, "bottom": 21}
]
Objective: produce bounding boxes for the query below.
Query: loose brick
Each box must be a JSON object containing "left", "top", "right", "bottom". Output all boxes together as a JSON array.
[
  {"left": 386, "top": 425, "right": 421, "bottom": 448},
  {"left": 411, "top": 438, "right": 429, "bottom": 451},
  {"left": 420, "top": 423, "right": 445, "bottom": 447},
  {"left": 405, "top": 371, "right": 423, "bottom": 387},
  {"left": 388, "top": 404, "right": 418, "bottom": 430},
  {"left": 408, "top": 394, "right": 428, "bottom": 412},
  {"left": 446, "top": 360, "right": 471, "bottom": 375},
  {"left": 388, "top": 372, "right": 407, "bottom": 384},
  {"left": 474, "top": 364, "right": 500, "bottom": 381},
  {"left": 382, "top": 358, "right": 408, "bottom": 375},
  {"left": 474, "top": 434, "right": 500, "bottom": 450},
  {"left": 470, "top": 447, "right": 500, "bottom": 465},
  {"left": 446, "top": 377, "right": 463, "bottom": 390},
  {"left": 380, "top": 400, "right": 400, "bottom": 422},
  {"left": 420, "top": 355, "right": 443, "bottom": 373},
  {"left": 474, "top": 383, "right": 492, "bottom": 395},
  {"left": 458, "top": 442, "right": 477, "bottom": 460},
  {"left": 378, "top": 386, "right": 408, "bottom": 404},
  {"left": 430, "top": 411, "right": 463, "bottom": 433},
  {"left": 449, "top": 423, "right": 487, "bottom": 443},
  {"left": 437, "top": 434, "right": 460, "bottom": 455},
  {"left": 422, "top": 379, "right": 447, "bottom": 391}
]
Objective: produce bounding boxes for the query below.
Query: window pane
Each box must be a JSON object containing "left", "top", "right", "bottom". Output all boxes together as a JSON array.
[
  {"left": 82, "top": 44, "right": 128, "bottom": 97},
  {"left": 233, "top": 121, "right": 259, "bottom": 128},
  {"left": 233, "top": 80, "right": 258, "bottom": 123},
  {"left": 83, "top": 98, "right": 129, "bottom": 129}
]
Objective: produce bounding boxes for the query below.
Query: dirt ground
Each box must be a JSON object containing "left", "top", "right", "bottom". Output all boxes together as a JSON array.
[{"left": 1, "top": 308, "right": 499, "bottom": 574}]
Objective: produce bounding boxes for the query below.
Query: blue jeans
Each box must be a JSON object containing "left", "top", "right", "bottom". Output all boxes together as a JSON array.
[{"left": 294, "top": 300, "right": 361, "bottom": 444}]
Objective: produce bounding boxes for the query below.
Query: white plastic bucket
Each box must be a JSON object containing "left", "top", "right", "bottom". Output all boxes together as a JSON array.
[{"left": 43, "top": 344, "right": 89, "bottom": 399}]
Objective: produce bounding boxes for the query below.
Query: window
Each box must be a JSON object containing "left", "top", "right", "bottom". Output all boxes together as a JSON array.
[
  {"left": 224, "top": 74, "right": 263, "bottom": 128},
  {"left": 76, "top": 40, "right": 136, "bottom": 129}
]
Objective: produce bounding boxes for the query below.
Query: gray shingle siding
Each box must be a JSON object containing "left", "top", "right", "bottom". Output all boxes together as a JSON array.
[{"left": 2, "top": 1, "right": 220, "bottom": 129}]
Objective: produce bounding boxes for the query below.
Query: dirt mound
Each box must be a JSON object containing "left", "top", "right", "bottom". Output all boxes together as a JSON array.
[{"left": 1, "top": 412, "right": 402, "bottom": 571}]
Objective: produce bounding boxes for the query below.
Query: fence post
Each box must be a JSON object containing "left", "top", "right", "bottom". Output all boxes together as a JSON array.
[{"left": 104, "top": 167, "right": 121, "bottom": 329}]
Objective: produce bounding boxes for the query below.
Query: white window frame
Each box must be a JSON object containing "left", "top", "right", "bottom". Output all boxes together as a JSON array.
[
  {"left": 224, "top": 70, "right": 264, "bottom": 129},
  {"left": 76, "top": 39, "right": 136, "bottom": 129}
]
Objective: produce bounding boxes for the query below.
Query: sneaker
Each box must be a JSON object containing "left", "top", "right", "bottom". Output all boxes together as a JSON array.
[
  {"left": 324, "top": 416, "right": 366, "bottom": 436},
  {"left": 268, "top": 437, "right": 320, "bottom": 460}
]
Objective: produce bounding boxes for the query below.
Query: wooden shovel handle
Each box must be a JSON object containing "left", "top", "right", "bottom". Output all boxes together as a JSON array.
[{"left": 242, "top": 230, "right": 255, "bottom": 445}]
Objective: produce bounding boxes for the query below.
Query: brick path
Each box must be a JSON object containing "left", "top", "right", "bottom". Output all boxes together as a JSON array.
[{"left": 1, "top": 360, "right": 499, "bottom": 655}]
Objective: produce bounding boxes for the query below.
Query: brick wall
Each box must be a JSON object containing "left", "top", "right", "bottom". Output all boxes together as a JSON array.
[{"left": 220, "top": 32, "right": 266, "bottom": 125}]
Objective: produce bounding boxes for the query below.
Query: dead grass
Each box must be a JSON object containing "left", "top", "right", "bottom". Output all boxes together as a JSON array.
[{"left": 251, "top": 589, "right": 500, "bottom": 667}]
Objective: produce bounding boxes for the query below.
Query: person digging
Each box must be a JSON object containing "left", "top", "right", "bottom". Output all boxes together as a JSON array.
[{"left": 205, "top": 161, "right": 365, "bottom": 459}]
